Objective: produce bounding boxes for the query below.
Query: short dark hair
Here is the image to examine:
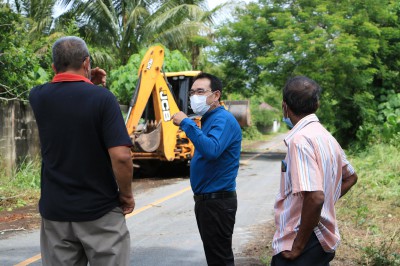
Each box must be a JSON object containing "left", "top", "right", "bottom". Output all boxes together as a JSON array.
[
  {"left": 52, "top": 36, "right": 89, "bottom": 73},
  {"left": 193, "top": 72, "right": 223, "bottom": 94},
  {"left": 283, "top": 76, "right": 321, "bottom": 116}
]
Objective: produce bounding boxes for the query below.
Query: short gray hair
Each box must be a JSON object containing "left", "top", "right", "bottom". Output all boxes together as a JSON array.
[{"left": 52, "top": 36, "right": 89, "bottom": 73}]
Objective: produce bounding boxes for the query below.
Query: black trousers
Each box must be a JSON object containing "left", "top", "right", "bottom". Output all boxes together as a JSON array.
[
  {"left": 271, "top": 232, "right": 335, "bottom": 266},
  {"left": 195, "top": 197, "right": 237, "bottom": 266}
]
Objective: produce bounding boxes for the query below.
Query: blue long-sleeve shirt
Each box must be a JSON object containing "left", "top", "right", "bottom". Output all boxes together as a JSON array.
[{"left": 180, "top": 106, "right": 242, "bottom": 194}]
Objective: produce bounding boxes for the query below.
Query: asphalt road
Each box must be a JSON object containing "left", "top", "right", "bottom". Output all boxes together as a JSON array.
[{"left": 0, "top": 135, "right": 287, "bottom": 266}]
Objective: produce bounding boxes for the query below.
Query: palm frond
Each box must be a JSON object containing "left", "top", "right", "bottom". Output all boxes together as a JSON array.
[{"left": 149, "top": 21, "right": 207, "bottom": 49}]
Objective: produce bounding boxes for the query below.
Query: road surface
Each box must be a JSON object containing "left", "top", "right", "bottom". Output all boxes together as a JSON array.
[{"left": 0, "top": 134, "right": 287, "bottom": 266}]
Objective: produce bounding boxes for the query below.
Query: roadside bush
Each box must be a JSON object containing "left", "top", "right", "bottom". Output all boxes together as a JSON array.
[
  {"left": 362, "top": 231, "right": 400, "bottom": 266},
  {"left": 335, "top": 143, "right": 400, "bottom": 265},
  {"left": 252, "top": 108, "right": 280, "bottom": 133},
  {"left": 357, "top": 90, "right": 400, "bottom": 147},
  {"left": 242, "top": 125, "right": 263, "bottom": 140},
  {"left": 0, "top": 158, "right": 41, "bottom": 211}
]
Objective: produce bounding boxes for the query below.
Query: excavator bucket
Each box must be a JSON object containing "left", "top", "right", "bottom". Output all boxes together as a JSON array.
[
  {"left": 223, "top": 100, "right": 251, "bottom": 127},
  {"left": 133, "top": 121, "right": 161, "bottom": 152}
]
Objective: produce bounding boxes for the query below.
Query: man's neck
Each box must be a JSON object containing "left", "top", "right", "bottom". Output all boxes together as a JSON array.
[
  {"left": 208, "top": 102, "right": 221, "bottom": 112},
  {"left": 292, "top": 113, "right": 312, "bottom": 126},
  {"left": 59, "top": 69, "right": 85, "bottom": 76}
]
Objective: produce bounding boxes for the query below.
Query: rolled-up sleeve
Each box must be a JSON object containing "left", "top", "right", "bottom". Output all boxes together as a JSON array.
[{"left": 340, "top": 149, "right": 355, "bottom": 178}]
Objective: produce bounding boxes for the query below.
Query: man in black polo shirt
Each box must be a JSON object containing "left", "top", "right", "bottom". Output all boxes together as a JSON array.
[{"left": 29, "top": 36, "right": 134, "bottom": 265}]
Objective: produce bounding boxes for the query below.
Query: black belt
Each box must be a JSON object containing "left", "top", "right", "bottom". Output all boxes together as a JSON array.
[{"left": 193, "top": 191, "right": 237, "bottom": 202}]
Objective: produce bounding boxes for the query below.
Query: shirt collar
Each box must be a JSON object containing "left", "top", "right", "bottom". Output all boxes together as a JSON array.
[
  {"left": 201, "top": 106, "right": 223, "bottom": 121},
  {"left": 51, "top": 73, "right": 93, "bottom": 84},
  {"left": 284, "top": 114, "right": 319, "bottom": 146}
]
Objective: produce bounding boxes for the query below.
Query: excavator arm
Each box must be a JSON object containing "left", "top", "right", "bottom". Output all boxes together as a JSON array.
[{"left": 125, "top": 46, "right": 180, "bottom": 161}]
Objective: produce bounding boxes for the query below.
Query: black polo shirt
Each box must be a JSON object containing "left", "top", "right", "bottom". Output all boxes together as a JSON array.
[{"left": 29, "top": 74, "right": 132, "bottom": 221}]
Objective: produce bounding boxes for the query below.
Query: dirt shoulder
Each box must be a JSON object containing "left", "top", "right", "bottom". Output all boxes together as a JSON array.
[{"left": 0, "top": 204, "right": 41, "bottom": 239}]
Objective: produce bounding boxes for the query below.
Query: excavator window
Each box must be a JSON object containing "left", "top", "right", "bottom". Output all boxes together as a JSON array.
[{"left": 167, "top": 76, "right": 195, "bottom": 116}]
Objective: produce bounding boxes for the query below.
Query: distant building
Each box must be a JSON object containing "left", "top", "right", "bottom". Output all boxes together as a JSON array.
[{"left": 259, "top": 102, "right": 276, "bottom": 111}]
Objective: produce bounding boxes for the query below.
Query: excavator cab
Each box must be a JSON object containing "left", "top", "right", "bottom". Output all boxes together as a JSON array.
[{"left": 165, "top": 71, "right": 199, "bottom": 116}]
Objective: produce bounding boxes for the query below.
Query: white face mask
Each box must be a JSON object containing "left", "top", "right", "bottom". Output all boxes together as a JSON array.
[{"left": 190, "top": 94, "right": 211, "bottom": 116}]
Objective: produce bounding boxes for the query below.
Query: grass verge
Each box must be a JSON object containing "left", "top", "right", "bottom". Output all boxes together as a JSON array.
[
  {"left": 334, "top": 144, "right": 400, "bottom": 265},
  {"left": 0, "top": 158, "right": 41, "bottom": 212}
]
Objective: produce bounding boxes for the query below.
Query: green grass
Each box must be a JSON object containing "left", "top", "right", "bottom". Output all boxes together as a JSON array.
[
  {"left": 335, "top": 143, "right": 400, "bottom": 265},
  {"left": 0, "top": 157, "right": 41, "bottom": 211}
]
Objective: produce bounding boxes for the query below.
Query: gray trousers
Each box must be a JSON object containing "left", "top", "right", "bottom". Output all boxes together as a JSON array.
[{"left": 40, "top": 207, "right": 130, "bottom": 266}]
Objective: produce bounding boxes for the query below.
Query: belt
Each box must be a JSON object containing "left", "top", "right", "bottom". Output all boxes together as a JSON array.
[{"left": 193, "top": 191, "right": 237, "bottom": 202}]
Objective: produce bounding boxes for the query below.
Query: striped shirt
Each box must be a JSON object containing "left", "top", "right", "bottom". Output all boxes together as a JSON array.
[{"left": 272, "top": 114, "right": 355, "bottom": 255}]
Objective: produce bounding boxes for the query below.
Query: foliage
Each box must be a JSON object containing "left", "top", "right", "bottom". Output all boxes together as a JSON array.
[
  {"left": 356, "top": 92, "right": 400, "bottom": 151},
  {"left": 215, "top": 0, "right": 400, "bottom": 148},
  {"left": 252, "top": 108, "right": 279, "bottom": 129},
  {"left": 0, "top": 4, "right": 49, "bottom": 101},
  {"left": 249, "top": 86, "right": 281, "bottom": 129},
  {"left": 0, "top": 157, "right": 41, "bottom": 211},
  {"left": 57, "top": 0, "right": 216, "bottom": 65},
  {"left": 379, "top": 91, "right": 400, "bottom": 140},
  {"left": 335, "top": 143, "right": 400, "bottom": 265},
  {"left": 11, "top": 158, "right": 41, "bottom": 189},
  {"left": 362, "top": 232, "right": 400, "bottom": 266},
  {"left": 242, "top": 125, "right": 263, "bottom": 140},
  {"left": 109, "top": 46, "right": 192, "bottom": 105},
  {"left": 215, "top": 2, "right": 275, "bottom": 98}
]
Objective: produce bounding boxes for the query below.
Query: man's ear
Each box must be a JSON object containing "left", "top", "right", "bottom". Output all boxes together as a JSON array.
[
  {"left": 51, "top": 63, "right": 57, "bottom": 73},
  {"left": 83, "top": 57, "right": 90, "bottom": 70},
  {"left": 215, "top": 90, "right": 221, "bottom": 101}
]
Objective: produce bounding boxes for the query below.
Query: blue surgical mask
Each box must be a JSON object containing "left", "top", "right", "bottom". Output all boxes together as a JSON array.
[
  {"left": 282, "top": 117, "right": 294, "bottom": 129},
  {"left": 282, "top": 103, "right": 294, "bottom": 128}
]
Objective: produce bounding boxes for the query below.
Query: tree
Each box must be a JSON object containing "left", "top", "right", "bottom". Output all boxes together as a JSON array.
[
  {"left": 215, "top": 0, "right": 400, "bottom": 147},
  {"left": 4, "top": 0, "right": 56, "bottom": 37},
  {"left": 214, "top": 1, "right": 280, "bottom": 97},
  {"left": 0, "top": 3, "right": 49, "bottom": 101},
  {"left": 57, "top": 0, "right": 216, "bottom": 66}
]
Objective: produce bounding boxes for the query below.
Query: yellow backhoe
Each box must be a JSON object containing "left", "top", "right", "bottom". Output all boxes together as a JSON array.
[{"left": 124, "top": 46, "right": 250, "bottom": 175}]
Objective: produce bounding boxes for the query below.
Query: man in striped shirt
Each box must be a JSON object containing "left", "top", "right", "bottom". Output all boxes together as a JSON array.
[{"left": 271, "top": 76, "right": 358, "bottom": 265}]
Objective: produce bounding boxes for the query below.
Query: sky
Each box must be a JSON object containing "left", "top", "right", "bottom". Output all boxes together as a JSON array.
[
  {"left": 207, "top": 0, "right": 253, "bottom": 9},
  {"left": 207, "top": 0, "right": 228, "bottom": 9},
  {"left": 206, "top": 0, "right": 254, "bottom": 24}
]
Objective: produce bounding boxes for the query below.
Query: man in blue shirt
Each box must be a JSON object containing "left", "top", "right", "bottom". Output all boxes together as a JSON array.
[{"left": 172, "top": 73, "right": 242, "bottom": 266}]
